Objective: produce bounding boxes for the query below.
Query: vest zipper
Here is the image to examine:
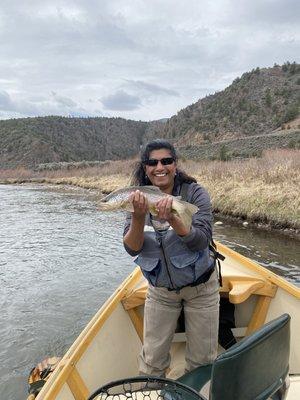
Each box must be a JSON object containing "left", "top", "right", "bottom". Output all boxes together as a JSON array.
[{"left": 160, "top": 236, "right": 176, "bottom": 291}]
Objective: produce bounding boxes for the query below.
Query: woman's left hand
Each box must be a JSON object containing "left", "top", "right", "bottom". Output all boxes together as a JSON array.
[
  {"left": 155, "top": 196, "right": 190, "bottom": 236},
  {"left": 155, "top": 196, "right": 174, "bottom": 222}
]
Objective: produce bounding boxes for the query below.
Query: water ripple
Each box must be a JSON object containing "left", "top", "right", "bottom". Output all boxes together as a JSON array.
[{"left": 0, "top": 184, "right": 299, "bottom": 400}]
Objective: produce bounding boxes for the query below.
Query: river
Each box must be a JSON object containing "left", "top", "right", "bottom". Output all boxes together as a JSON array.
[{"left": 0, "top": 184, "right": 299, "bottom": 400}]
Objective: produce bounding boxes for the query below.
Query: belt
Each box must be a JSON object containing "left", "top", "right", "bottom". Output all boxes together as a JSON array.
[{"left": 167, "top": 267, "right": 215, "bottom": 292}]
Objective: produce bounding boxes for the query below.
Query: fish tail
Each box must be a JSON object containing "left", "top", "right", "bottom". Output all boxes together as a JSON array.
[{"left": 173, "top": 201, "right": 198, "bottom": 229}]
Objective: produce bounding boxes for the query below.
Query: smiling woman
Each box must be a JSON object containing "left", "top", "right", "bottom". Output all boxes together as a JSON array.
[
  {"left": 143, "top": 150, "right": 177, "bottom": 193},
  {"left": 123, "top": 139, "right": 219, "bottom": 377}
]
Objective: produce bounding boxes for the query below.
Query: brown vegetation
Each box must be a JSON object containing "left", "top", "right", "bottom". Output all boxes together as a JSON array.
[
  {"left": 1, "top": 149, "right": 299, "bottom": 230},
  {"left": 182, "top": 149, "right": 300, "bottom": 229}
]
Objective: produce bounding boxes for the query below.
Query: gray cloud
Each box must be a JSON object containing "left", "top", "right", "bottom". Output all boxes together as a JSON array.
[
  {"left": 101, "top": 90, "right": 142, "bottom": 111},
  {"left": 224, "top": 0, "right": 300, "bottom": 26},
  {"left": 0, "top": 90, "right": 98, "bottom": 118},
  {"left": 125, "top": 80, "right": 179, "bottom": 97},
  {"left": 51, "top": 92, "right": 77, "bottom": 108},
  {"left": 0, "top": 91, "right": 14, "bottom": 111},
  {"left": 0, "top": 0, "right": 299, "bottom": 120}
]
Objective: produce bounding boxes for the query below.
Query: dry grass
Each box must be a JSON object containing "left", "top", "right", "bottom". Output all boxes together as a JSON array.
[
  {"left": 1, "top": 149, "right": 299, "bottom": 228},
  {"left": 179, "top": 149, "right": 300, "bottom": 228}
]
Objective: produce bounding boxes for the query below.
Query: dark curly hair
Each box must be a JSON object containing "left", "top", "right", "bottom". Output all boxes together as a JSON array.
[{"left": 131, "top": 139, "right": 197, "bottom": 186}]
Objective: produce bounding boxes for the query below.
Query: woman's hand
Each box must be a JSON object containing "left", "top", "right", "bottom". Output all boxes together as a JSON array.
[
  {"left": 155, "top": 196, "right": 174, "bottom": 221},
  {"left": 130, "top": 190, "right": 149, "bottom": 219},
  {"left": 124, "top": 190, "right": 148, "bottom": 253},
  {"left": 156, "top": 196, "right": 190, "bottom": 236}
]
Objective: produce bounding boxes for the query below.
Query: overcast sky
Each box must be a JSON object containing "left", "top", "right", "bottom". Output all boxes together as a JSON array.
[{"left": 0, "top": 0, "right": 299, "bottom": 121}]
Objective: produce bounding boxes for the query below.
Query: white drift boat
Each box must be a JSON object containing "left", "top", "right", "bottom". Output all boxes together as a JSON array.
[{"left": 31, "top": 242, "right": 300, "bottom": 400}]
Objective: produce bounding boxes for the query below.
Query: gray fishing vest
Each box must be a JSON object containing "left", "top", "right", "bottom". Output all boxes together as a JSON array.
[{"left": 134, "top": 215, "right": 214, "bottom": 291}]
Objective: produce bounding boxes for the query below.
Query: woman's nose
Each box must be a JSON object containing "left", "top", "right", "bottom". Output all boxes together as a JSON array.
[{"left": 155, "top": 161, "right": 165, "bottom": 168}]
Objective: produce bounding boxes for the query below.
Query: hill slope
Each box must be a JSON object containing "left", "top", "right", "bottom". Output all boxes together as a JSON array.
[
  {"left": 0, "top": 117, "right": 150, "bottom": 168},
  {"left": 0, "top": 63, "right": 299, "bottom": 168},
  {"left": 160, "top": 63, "right": 300, "bottom": 146}
]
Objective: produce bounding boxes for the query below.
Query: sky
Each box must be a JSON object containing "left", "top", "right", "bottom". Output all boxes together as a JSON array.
[{"left": 0, "top": 0, "right": 299, "bottom": 121}]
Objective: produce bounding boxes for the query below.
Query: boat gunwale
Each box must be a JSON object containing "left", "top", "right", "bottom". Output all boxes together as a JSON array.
[
  {"left": 37, "top": 241, "right": 299, "bottom": 399},
  {"left": 216, "top": 241, "right": 300, "bottom": 299},
  {"left": 37, "top": 267, "right": 142, "bottom": 400}
]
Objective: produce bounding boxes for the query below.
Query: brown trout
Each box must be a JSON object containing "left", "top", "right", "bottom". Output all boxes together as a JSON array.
[{"left": 99, "top": 186, "right": 198, "bottom": 229}]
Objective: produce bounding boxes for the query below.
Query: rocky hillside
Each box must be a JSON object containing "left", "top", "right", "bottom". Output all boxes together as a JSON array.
[
  {"left": 0, "top": 117, "right": 150, "bottom": 168},
  {"left": 178, "top": 129, "right": 300, "bottom": 160},
  {"left": 0, "top": 63, "right": 299, "bottom": 168},
  {"left": 160, "top": 62, "right": 300, "bottom": 146}
]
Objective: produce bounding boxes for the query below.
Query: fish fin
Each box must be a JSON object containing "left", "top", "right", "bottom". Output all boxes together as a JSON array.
[
  {"left": 149, "top": 204, "right": 158, "bottom": 216},
  {"left": 98, "top": 198, "right": 134, "bottom": 212},
  {"left": 121, "top": 200, "right": 134, "bottom": 212},
  {"left": 139, "top": 186, "right": 164, "bottom": 195},
  {"left": 100, "top": 186, "right": 138, "bottom": 202},
  {"left": 98, "top": 202, "right": 134, "bottom": 213},
  {"left": 184, "top": 201, "right": 198, "bottom": 215},
  {"left": 172, "top": 200, "right": 198, "bottom": 229}
]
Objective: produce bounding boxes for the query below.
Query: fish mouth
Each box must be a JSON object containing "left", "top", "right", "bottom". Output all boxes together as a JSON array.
[{"left": 98, "top": 203, "right": 113, "bottom": 210}]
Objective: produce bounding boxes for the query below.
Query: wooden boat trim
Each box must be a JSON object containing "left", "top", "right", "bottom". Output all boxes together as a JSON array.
[
  {"left": 246, "top": 295, "right": 273, "bottom": 335},
  {"left": 220, "top": 275, "right": 277, "bottom": 303},
  {"left": 38, "top": 268, "right": 142, "bottom": 400},
  {"left": 37, "top": 242, "right": 300, "bottom": 399},
  {"left": 216, "top": 241, "right": 300, "bottom": 299},
  {"left": 122, "top": 277, "right": 279, "bottom": 340},
  {"left": 66, "top": 366, "right": 89, "bottom": 400},
  {"left": 127, "top": 308, "right": 143, "bottom": 342},
  {"left": 123, "top": 275, "right": 278, "bottom": 309},
  {"left": 122, "top": 286, "right": 147, "bottom": 310}
]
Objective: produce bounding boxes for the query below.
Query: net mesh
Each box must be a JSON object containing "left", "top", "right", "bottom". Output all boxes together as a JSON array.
[{"left": 88, "top": 376, "right": 202, "bottom": 400}]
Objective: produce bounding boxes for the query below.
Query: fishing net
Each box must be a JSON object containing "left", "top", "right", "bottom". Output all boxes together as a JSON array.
[{"left": 88, "top": 376, "right": 204, "bottom": 400}]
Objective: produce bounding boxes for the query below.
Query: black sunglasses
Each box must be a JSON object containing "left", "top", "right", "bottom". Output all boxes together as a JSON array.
[{"left": 144, "top": 157, "right": 175, "bottom": 166}]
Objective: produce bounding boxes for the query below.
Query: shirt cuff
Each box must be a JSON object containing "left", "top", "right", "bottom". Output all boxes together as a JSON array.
[
  {"left": 124, "top": 242, "right": 141, "bottom": 257},
  {"left": 179, "top": 226, "right": 197, "bottom": 245}
]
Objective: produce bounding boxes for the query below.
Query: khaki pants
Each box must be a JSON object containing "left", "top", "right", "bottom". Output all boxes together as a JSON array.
[{"left": 139, "top": 270, "right": 220, "bottom": 376}]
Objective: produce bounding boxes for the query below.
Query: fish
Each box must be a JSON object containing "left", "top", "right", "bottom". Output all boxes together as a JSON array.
[{"left": 99, "top": 185, "right": 198, "bottom": 229}]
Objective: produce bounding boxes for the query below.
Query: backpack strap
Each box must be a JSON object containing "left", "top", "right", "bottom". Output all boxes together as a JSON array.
[
  {"left": 179, "top": 182, "right": 189, "bottom": 202},
  {"left": 209, "top": 239, "right": 225, "bottom": 287},
  {"left": 179, "top": 183, "right": 225, "bottom": 287}
]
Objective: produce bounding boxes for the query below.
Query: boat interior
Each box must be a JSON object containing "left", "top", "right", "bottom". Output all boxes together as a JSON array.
[{"left": 37, "top": 242, "right": 300, "bottom": 400}]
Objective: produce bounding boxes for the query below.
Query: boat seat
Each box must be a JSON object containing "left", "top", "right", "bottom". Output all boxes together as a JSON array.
[
  {"left": 122, "top": 274, "right": 278, "bottom": 340},
  {"left": 122, "top": 275, "right": 277, "bottom": 310},
  {"left": 177, "top": 313, "right": 291, "bottom": 400},
  {"left": 219, "top": 275, "right": 277, "bottom": 304}
]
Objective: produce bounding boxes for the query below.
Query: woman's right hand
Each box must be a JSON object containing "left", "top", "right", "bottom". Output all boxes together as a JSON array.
[
  {"left": 124, "top": 190, "right": 148, "bottom": 252},
  {"left": 130, "top": 190, "right": 149, "bottom": 218}
]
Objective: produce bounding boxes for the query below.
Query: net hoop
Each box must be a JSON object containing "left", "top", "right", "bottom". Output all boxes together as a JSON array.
[{"left": 88, "top": 375, "right": 203, "bottom": 400}]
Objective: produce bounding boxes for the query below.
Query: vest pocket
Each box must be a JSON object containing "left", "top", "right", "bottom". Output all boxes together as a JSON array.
[
  {"left": 169, "top": 253, "right": 199, "bottom": 287},
  {"left": 134, "top": 256, "right": 160, "bottom": 286}
]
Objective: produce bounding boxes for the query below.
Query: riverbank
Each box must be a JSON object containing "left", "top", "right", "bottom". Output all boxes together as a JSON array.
[{"left": 1, "top": 149, "right": 299, "bottom": 235}]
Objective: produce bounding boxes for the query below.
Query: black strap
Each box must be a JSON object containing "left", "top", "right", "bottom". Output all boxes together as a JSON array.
[
  {"left": 179, "top": 184, "right": 225, "bottom": 287},
  {"left": 179, "top": 182, "right": 189, "bottom": 202}
]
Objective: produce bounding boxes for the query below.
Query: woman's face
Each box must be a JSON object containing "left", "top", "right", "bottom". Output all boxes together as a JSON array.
[{"left": 144, "top": 148, "right": 177, "bottom": 193}]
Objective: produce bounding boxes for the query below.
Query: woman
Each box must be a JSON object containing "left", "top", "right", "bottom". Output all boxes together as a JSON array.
[{"left": 123, "top": 139, "right": 219, "bottom": 377}]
